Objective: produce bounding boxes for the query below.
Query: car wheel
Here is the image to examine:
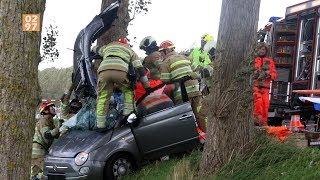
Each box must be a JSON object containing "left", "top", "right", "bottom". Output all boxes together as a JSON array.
[{"left": 104, "top": 153, "right": 135, "bottom": 180}]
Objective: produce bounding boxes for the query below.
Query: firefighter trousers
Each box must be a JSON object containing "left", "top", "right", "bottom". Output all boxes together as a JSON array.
[
  {"left": 30, "top": 157, "right": 44, "bottom": 180},
  {"left": 96, "top": 70, "right": 134, "bottom": 129},
  {"left": 253, "top": 87, "right": 270, "bottom": 126}
]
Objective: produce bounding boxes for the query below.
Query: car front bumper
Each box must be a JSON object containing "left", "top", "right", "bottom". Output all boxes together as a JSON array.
[{"left": 43, "top": 155, "right": 105, "bottom": 180}]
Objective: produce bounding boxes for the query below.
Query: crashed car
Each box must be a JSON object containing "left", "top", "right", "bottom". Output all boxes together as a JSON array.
[{"left": 43, "top": 1, "right": 200, "bottom": 180}]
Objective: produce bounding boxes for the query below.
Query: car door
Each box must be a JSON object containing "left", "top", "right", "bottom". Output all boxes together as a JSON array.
[{"left": 132, "top": 102, "right": 199, "bottom": 158}]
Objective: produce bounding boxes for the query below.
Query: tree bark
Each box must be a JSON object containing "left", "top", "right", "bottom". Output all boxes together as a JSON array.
[
  {"left": 0, "top": 0, "right": 45, "bottom": 179},
  {"left": 97, "top": 0, "right": 130, "bottom": 46},
  {"left": 93, "top": 0, "right": 130, "bottom": 73},
  {"left": 199, "top": 0, "right": 261, "bottom": 176}
]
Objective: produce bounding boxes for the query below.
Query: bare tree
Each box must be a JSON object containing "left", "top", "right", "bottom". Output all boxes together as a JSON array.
[
  {"left": 0, "top": 0, "right": 45, "bottom": 179},
  {"left": 199, "top": 0, "right": 261, "bottom": 176}
]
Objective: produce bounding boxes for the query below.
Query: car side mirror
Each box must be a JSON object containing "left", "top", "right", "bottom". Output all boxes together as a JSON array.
[{"left": 127, "top": 113, "right": 137, "bottom": 123}]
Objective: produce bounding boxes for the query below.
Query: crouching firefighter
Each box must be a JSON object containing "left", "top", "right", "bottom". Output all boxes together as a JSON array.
[
  {"left": 159, "top": 40, "right": 207, "bottom": 132},
  {"left": 94, "top": 38, "right": 151, "bottom": 129},
  {"left": 31, "top": 100, "right": 61, "bottom": 180}
]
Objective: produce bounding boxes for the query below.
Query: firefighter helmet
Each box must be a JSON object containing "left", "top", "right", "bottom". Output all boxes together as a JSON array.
[
  {"left": 201, "top": 33, "right": 214, "bottom": 42},
  {"left": 139, "top": 36, "right": 157, "bottom": 50},
  {"left": 118, "top": 38, "right": 129, "bottom": 45},
  {"left": 159, "top": 40, "right": 175, "bottom": 51},
  {"left": 39, "top": 100, "right": 55, "bottom": 114}
]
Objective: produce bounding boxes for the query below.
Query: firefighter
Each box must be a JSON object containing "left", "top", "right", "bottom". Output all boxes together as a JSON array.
[
  {"left": 94, "top": 38, "right": 151, "bottom": 129},
  {"left": 31, "top": 100, "right": 60, "bottom": 180},
  {"left": 139, "top": 36, "right": 163, "bottom": 80},
  {"left": 159, "top": 40, "right": 207, "bottom": 132},
  {"left": 189, "top": 33, "right": 213, "bottom": 67},
  {"left": 135, "top": 68, "right": 174, "bottom": 116},
  {"left": 254, "top": 43, "right": 278, "bottom": 126},
  {"left": 60, "top": 92, "right": 82, "bottom": 121}
]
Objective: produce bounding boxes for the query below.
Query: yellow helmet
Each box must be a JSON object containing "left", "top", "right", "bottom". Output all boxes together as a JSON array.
[{"left": 201, "top": 33, "right": 214, "bottom": 41}]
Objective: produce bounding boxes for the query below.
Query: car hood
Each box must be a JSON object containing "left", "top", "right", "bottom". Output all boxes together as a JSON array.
[{"left": 48, "top": 130, "right": 112, "bottom": 158}]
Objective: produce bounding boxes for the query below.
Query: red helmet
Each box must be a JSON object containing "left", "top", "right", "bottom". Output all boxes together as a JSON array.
[
  {"left": 39, "top": 100, "right": 55, "bottom": 114},
  {"left": 159, "top": 40, "right": 175, "bottom": 51},
  {"left": 118, "top": 38, "right": 129, "bottom": 45},
  {"left": 144, "top": 67, "right": 151, "bottom": 78}
]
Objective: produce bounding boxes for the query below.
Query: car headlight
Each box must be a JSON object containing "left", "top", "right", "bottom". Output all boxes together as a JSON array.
[{"left": 75, "top": 152, "right": 88, "bottom": 166}]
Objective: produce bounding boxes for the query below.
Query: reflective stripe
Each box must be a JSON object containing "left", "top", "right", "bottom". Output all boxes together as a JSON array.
[
  {"left": 154, "top": 60, "right": 162, "bottom": 68},
  {"left": 40, "top": 127, "right": 50, "bottom": 135},
  {"left": 171, "top": 66, "right": 193, "bottom": 79},
  {"left": 100, "top": 45, "right": 133, "bottom": 62},
  {"left": 160, "top": 73, "right": 171, "bottom": 81},
  {"left": 96, "top": 116, "right": 106, "bottom": 128},
  {"left": 32, "top": 148, "right": 46, "bottom": 156},
  {"left": 142, "top": 94, "right": 172, "bottom": 109},
  {"left": 99, "top": 58, "right": 128, "bottom": 70},
  {"left": 132, "top": 59, "right": 143, "bottom": 68},
  {"left": 191, "top": 62, "right": 199, "bottom": 71},
  {"left": 122, "top": 89, "right": 134, "bottom": 116},
  {"left": 170, "top": 60, "right": 191, "bottom": 69},
  {"left": 174, "top": 84, "right": 200, "bottom": 98},
  {"left": 96, "top": 90, "right": 108, "bottom": 116}
]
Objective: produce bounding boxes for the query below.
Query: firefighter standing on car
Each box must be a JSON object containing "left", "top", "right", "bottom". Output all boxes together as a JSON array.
[
  {"left": 253, "top": 43, "right": 278, "bottom": 126},
  {"left": 139, "top": 36, "right": 163, "bottom": 80},
  {"left": 31, "top": 100, "right": 61, "bottom": 180},
  {"left": 94, "top": 38, "right": 151, "bottom": 129},
  {"left": 159, "top": 40, "right": 207, "bottom": 132}
]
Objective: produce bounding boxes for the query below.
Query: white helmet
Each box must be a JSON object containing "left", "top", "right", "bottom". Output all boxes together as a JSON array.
[{"left": 139, "top": 36, "right": 156, "bottom": 50}]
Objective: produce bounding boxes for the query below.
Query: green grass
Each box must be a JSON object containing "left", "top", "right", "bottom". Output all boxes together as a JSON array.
[
  {"left": 215, "top": 138, "right": 320, "bottom": 180},
  {"left": 123, "top": 137, "right": 320, "bottom": 180}
]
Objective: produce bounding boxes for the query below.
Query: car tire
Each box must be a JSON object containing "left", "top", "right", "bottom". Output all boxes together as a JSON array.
[{"left": 104, "top": 153, "right": 135, "bottom": 180}]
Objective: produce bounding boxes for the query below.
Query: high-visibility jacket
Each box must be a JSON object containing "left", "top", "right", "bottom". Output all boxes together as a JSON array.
[
  {"left": 143, "top": 51, "right": 163, "bottom": 80},
  {"left": 98, "top": 41, "right": 149, "bottom": 88},
  {"left": 189, "top": 48, "right": 211, "bottom": 67},
  {"left": 160, "top": 52, "right": 201, "bottom": 100},
  {"left": 32, "top": 115, "right": 59, "bottom": 158},
  {"left": 254, "top": 57, "right": 277, "bottom": 89},
  {"left": 136, "top": 80, "right": 174, "bottom": 115}
]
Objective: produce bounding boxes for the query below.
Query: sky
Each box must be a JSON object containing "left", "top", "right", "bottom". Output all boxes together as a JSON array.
[{"left": 38, "top": 0, "right": 304, "bottom": 70}]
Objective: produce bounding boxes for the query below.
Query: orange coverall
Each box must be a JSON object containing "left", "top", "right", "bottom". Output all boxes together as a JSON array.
[{"left": 253, "top": 57, "right": 277, "bottom": 126}]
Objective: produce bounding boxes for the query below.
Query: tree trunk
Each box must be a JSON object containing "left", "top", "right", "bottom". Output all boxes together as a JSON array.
[
  {"left": 0, "top": 0, "right": 45, "bottom": 179},
  {"left": 97, "top": 0, "right": 130, "bottom": 46},
  {"left": 93, "top": 0, "right": 130, "bottom": 73},
  {"left": 199, "top": 0, "right": 261, "bottom": 176}
]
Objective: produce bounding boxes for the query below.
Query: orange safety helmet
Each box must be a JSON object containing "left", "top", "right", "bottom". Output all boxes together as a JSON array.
[
  {"left": 118, "top": 38, "right": 129, "bottom": 45},
  {"left": 39, "top": 100, "right": 55, "bottom": 114},
  {"left": 159, "top": 40, "right": 175, "bottom": 51},
  {"left": 144, "top": 67, "right": 151, "bottom": 78}
]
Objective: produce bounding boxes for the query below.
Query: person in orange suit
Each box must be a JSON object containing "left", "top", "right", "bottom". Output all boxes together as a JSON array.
[{"left": 254, "top": 43, "right": 277, "bottom": 126}]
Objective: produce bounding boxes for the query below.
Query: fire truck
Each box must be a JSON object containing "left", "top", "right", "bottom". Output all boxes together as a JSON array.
[{"left": 261, "top": 0, "right": 320, "bottom": 126}]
